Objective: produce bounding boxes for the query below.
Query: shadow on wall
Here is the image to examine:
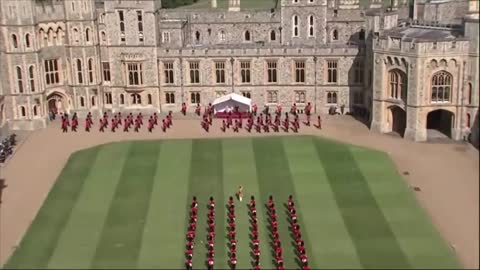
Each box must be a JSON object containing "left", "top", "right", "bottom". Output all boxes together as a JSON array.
[
  {"left": 470, "top": 110, "right": 479, "bottom": 149},
  {"left": 346, "top": 29, "right": 370, "bottom": 128}
]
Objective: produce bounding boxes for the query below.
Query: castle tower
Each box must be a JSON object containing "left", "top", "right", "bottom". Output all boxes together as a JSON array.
[
  {"left": 338, "top": 0, "right": 359, "bottom": 9},
  {"left": 228, "top": 0, "right": 240, "bottom": 11}
]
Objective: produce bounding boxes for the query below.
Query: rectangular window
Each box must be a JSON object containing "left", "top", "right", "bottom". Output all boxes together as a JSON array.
[
  {"left": 127, "top": 63, "right": 143, "bottom": 86},
  {"left": 295, "top": 60, "right": 305, "bottom": 83},
  {"left": 44, "top": 59, "right": 60, "bottom": 85},
  {"left": 102, "top": 62, "right": 111, "bottom": 82},
  {"left": 327, "top": 91, "right": 337, "bottom": 104},
  {"left": 215, "top": 61, "right": 225, "bottom": 84},
  {"left": 162, "top": 32, "right": 170, "bottom": 43},
  {"left": 88, "top": 60, "right": 94, "bottom": 83},
  {"left": 165, "top": 92, "right": 175, "bottom": 104},
  {"left": 267, "top": 60, "right": 277, "bottom": 83},
  {"left": 190, "top": 91, "right": 201, "bottom": 104},
  {"left": 354, "top": 61, "right": 364, "bottom": 84},
  {"left": 267, "top": 90, "right": 278, "bottom": 103},
  {"left": 137, "top": 10, "right": 144, "bottom": 42},
  {"left": 240, "top": 61, "right": 251, "bottom": 83},
  {"left": 241, "top": 91, "right": 251, "bottom": 98},
  {"left": 327, "top": 60, "right": 338, "bottom": 83},
  {"left": 118, "top": 10, "right": 125, "bottom": 42},
  {"left": 16, "top": 67, "right": 23, "bottom": 93},
  {"left": 189, "top": 61, "right": 200, "bottom": 84},
  {"left": 105, "top": 92, "right": 113, "bottom": 104},
  {"left": 163, "top": 62, "right": 174, "bottom": 84},
  {"left": 294, "top": 90, "right": 306, "bottom": 103}
]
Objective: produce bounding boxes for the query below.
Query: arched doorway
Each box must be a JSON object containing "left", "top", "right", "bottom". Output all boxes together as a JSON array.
[
  {"left": 47, "top": 91, "right": 69, "bottom": 115},
  {"left": 388, "top": 105, "right": 406, "bottom": 137},
  {"left": 427, "top": 109, "right": 454, "bottom": 138}
]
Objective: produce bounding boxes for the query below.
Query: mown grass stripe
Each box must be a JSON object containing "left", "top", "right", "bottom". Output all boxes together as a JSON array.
[
  {"left": 90, "top": 141, "right": 161, "bottom": 269},
  {"left": 313, "top": 138, "right": 411, "bottom": 269},
  {"left": 137, "top": 140, "right": 193, "bottom": 269},
  {"left": 188, "top": 139, "right": 226, "bottom": 269},
  {"left": 252, "top": 137, "right": 298, "bottom": 269},
  {"left": 4, "top": 147, "right": 101, "bottom": 269},
  {"left": 350, "top": 147, "right": 460, "bottom": 269},
  {"left": 283, "top": 137, "right": 363, "bottom": 269},
  {"left": 47, "top": 142, "right": 132, "bottom": 269}
]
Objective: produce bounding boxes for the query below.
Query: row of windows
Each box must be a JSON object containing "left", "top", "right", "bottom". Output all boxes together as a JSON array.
[
  {"left": 118, "top": 10, "right": 144, "bottom": 43},
  {"left": 17, "top": 105, "right": 41, "bottom": 118},
  {"left": 160, "top": 60, "right": 348, "bottom": 85},
  {"left": 292, "top": 15, "right": 315, "bottom": 38},
  {"left": 102, "top": 93, "right": 153, "bottom": 106}
]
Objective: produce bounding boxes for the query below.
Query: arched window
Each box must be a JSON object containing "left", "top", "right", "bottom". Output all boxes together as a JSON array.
[
  {"left": 244, "top": 31, "right": 251, "bottom": 41},
  {"left": 25, "top": 34, "right": 31, "bottom": 48},
  {"left": 332, "top": 29, "right": 338, "bottom": 41},
  {"left": 219, "top": 30, "right": 226, "bottom": 42},
  {"left": 101, "top": 31, "right": 106, "bottom": 43},
  {"left": 88, "top": 58, "right": 94, "bottom": 83},
  {"left": 20, "top": 106, "right": 26, "bottom": 117},
  {"left": 16, "top": 66, "right": 24, "bottom": 93},
  {"left": 120, "top": 94, "right": 125, "bottom": 105},
  {"left": 359, "top": 29, "right": 365, "bottom": 40},
  {"left": 327, "top": 92, "right": 337, "bottom": 104},
  {"left": 57, "top": 27, "right": 64, "bottom": 45},
  {"left": 12, "top": 34, "right": 18, "bottom": 49},
  {"left": 38, "top": 29, "right": 45, "bottom": 47},
  {"left": 195, "top": 31, "right": 200, "bottom": 43},
  {"left": 431, "top": 71, "right": 452, "bottom": 103},
  {"left": 388, "top": 69, "right": 407, "bottom": 101},
  {"left": 270, "top": 30, "right": 276, "bottom": 41},
  {"left": 91, "top": 96, "right": 96, "bottom": 106},
  {"left": 76, "top": 59, "right": 83, "bottom": 84},
  {"left": 47, "top": 28, "right": 54, "bottom": 45},
  {"left": 292, "top": 15, "right": 299, "bottom": 37},
  {"left": 80, "top": 96, "right": 85, "bottom": 107},
  {"left": 132, "top": 93, "right": 142, "bottom": 104},
  {"left": 147, "top": 94, "right": 152, "bottom": 104},
  {"left": 33, "top": 105, "right": 38, "bottom": 116},
  {"left": 85, "top": 28, "right": 90, "bottom": 42},
  {"left": 29, "top": 66, "right": 35, "bottom": 92},
  {"left": 73, "top": 28, "right": 79, "bottom": 42},
  {"left": 308, "top": 15, "right": 314, "bottom": 37},
  {"left": 467, "top": 113, "right": 471, "bottom": 128},
  {"left": 467, "top": 83, "right": 472, "bottom": 105}
]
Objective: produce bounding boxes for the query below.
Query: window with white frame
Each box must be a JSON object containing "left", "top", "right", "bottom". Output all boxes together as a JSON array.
[
  {"left": 294, "top": 60, "right": 305, "bottom": 83},
  {"left": 189, "top": 61, "right": 200, "bottom": 84},
  {"left": 16, "top": 66, "right": 24, "bottom": 93},
  {"left": 292, "top": 15, "right": 299, "bottom": 37},
  {"left": 327, "top": 91, "right": 337, "bottom": 104},
  {"left": 270, "top": 30, "right": 276, "bottom": 41},
  {"left": 105, "top": 92, "right": 113, "bottom": 104},
  {"left": 29, "top": 66, "right": 35, "bottom": 92},
  {"left": 164, "top": 61, "right": 174, "bottom": 84},
  {"left": 190, "top": 92, "right": 201, "bottom": 104},
  {"left": 131, "top": 93, "right": 142, "bottom": 104},
  {"left": 88, "top": 58, "right": 94, "bottom": 83},
  {"left": 165, "top": 92, "right": 175, "bottom": 104},
  {"left": 33, "top": 105, "right": 38, "bottom": 116},
  {"left": 127, "top": 63, "right": 143, "bottom": 86},
  {"left": 147, "top": 94, "right": 152, "bottom": 104},
  {"left": 44, "top": 59, "right": 60, "bottom": 85},
  {"left": 240, "top": 61, "right": 251, "bottom": 83},
  {"left": 91, "top": 96, "right": 96, "bottom": 107},
  {"left": 12, "top": 34, "right": 18, "bottom": 49},
  {"left": 79, "top": 96, "right": 85, "bottom": 107},
  {"left": 388, "top": 69, "right": 407, "bottom": 100},
  {"left": 267, "top": 90, "right": 278, "bottom": 103},
  {"left": 215, "top": 61, "right": 225, "bottom": 84},
  {"left": 162, "top": 31, "right": 170, "bottom": 43},
  {"left": 244, "top": 31, "right": 251, "bottom": 41},
  {"left": 76, "top": 59, "right": 83, "bottom": 84},
  {"left": 294, "top": 91, "right": 306, "bottom": 103},
  {"left": 331, "top": 29, "right": 338, "bottom": 41},
  {"left": 431, "top": 71, "right": 452, "bottom": 103},
  {"left": 73, "top": 28, "right": 79, "bottom": 43},
  {"left": 19, "top": 106, "right": 26, "bottom": 117},
  {"left": 102, "top": 62, "right": 111, "bottom": 82},
  {"left": 308, "top": 15, "right": 314, "bottom": 37},
  {"left": 219, "top": 30, "right": 226, "bottom": 42},
  {"left": 327, "top": 60, "right": 338, "bottom": 83},
  {"left": 25, "top": 34, "right": 31, "bottom": 48},
  {"left": 85, "top": 28, "right": 91, "bottom": 42},
  {"left": 266, "top": 60, "right": 277, "bottom": 83},
  {"left": 137, "top": 10, "right": 144, "bottom": 42},
  {"left": 195, "top": 31, "right": 200, "bottom": 43},
  {"left": 101, "top": 31, "right": 106, "bottom": 43},
  {"left": 120, "top": 94, "right": 125, "bottom": 104},
  {"left": 118, "top": 10, "right": 126, "bottom": 42}
]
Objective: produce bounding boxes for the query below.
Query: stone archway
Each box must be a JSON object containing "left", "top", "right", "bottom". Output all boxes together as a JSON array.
[
  {"left": 427, "top": 109, "right": 454, "bottom": 139},
  {"left": 46, "top": 91, "right": 70, "bottom": 115},
  {"left": 387, "top": 105, "right": 406, "bottom": 137}
]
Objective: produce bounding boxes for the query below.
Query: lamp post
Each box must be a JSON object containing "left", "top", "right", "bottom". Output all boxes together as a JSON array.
[
  {"left": 230, "top": 57, "right": 234, "bottom": 93},
  {"left": 313, "top": 56, "right": 318, "bottom": 114}
]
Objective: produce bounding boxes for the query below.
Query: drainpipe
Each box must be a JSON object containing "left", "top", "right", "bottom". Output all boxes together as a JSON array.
[
  {"left": 180, "top": 53, "right": 184, "bottom": 105},
  {"left": 459, "top": 61, "right": 466, "bottom": 139},
  {"left": 314, "top": 56, "right": 317, "bottom": 113},
  {"left": 230, "top": 57, "right": 234, "bottom": 93}
]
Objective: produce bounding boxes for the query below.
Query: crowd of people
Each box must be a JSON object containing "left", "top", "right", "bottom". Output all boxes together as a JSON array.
[{"left": 58, "top": 101, "right": 323, "bottom": 134}]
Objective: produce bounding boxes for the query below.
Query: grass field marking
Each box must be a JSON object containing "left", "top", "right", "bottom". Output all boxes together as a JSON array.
[
  {"left": 137, "top": 140, "right": 193, "bottom": 269},
  {"left": 90, "top": 141, "right": 161, "bottom": 269},
  {"left": 313, "top": 138, "right": 411, "bottom": 269},
  {"left": 47, "top": 142, "right": 133, "bottom": 269},
  {"left": 282, "top": 136, "right": 363, "bottom": 269},
  {"left": 4, "top": 147, "right": 101, "bottom": 269},
  {"left": 350, "top": 147, "right": 461, "bottom": 269},
  {"left": 252, "top": 137, "right": 303, "bottom": 269}
]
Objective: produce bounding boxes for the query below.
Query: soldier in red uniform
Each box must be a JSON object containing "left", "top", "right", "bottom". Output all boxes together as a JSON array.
[
  {"left": 252, "top": 103, "right": 258, "bottom": 116},
  {"left": 148, "top": 116, "right": 154, "bottom": 132},
  {"left": 227, "top": 112, "right": 233, "bottom": 128},
  {"left": 238, "top": 116, "right": 243, "bottom": 128},
  {"left": 230, "top": 254, "right": 237, "bottom": 270},
  {"left": 291, "top": 103, "right": 297, "bottom": 115},
  {"left": 99, "top": 118, "right": 105, "bottom": 132},
  {"left": 276, "top": 104, "right": 282, "bottom": 116},
  {"left": 168, "top": 111, "right": 173, "bottom": 127},
  {"left": 85, "top": 116, "right": 92, "bottom": 132},
  {"left": 186, "top": 258, "right": 193, "bottom": 270},
  {"left": 71, "top": 114, "right": 78, "bottom": 132},
  {"left": 305, "top": 102, "right": 312, "bottom": 126},
  {"left": 182, "top": 102, "right": 187, "bottom": 115},
  {"left": 111, "top": 116, "right": 117, "bottom": 132},
  {"left": 195, "top": 103, "right": 201, "bottom": 116},
  {"left": 134, "top": 117, "right": 141, "bottom": 132},
  {"left": 162, "top": 119, "right": 167, "bottom": 132},
  {"left": 207, "top": 257, "right": 214, "bottom": 270},
  {"left": 138, "top": 113, "right": 143, "bottom": 126},
  {"left": 153, "top": 112, "right": 158, "bottom": 125},
  {"left": 233, "top": 120, "right": 239, "bottom": 132},
  {"left": 221, "top": 120, "right": 226, "bottom": 132}
]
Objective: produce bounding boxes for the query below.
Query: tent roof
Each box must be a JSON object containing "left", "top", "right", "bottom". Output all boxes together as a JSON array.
[{"left": 212, "top": 93, "right": 251, "bottom": 106}]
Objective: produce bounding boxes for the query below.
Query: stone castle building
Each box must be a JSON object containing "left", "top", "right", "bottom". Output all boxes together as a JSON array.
[{"left": 0, "top": 0, "right": 478, "bottom": 144}]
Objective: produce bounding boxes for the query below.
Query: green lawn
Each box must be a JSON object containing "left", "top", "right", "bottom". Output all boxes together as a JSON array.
[{"left": 4, "top": 137, "right": 460, "bottom": 269}]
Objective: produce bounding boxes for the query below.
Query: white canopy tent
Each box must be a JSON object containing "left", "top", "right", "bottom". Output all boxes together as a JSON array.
[{"left": 212, "top": 93, "right": 251, "bottom": 113}]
